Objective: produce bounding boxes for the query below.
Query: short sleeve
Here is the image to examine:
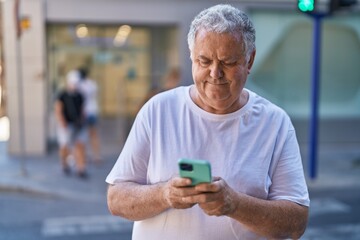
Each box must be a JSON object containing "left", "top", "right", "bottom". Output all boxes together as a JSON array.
[
  {"left": 268, "top": 128, "right": 310, "bottom": 207},
  {"left": 105, "top": 107, "right": 151, "bottom": 185}
]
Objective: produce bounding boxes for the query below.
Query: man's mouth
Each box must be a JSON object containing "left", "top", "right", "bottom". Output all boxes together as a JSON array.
[{"left": 204, "top": 80, "right": 228, "bottom": 85}]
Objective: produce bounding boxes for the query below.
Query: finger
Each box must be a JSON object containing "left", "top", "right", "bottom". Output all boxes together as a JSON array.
[
  {"left": 172, "top": 203, "right": 196, "bottom": 209},
  {"left": 200, "top": 204, "right": 223, "bottom": 216},
  {"left": 171, "top": 177, "right": 192, "bottom": 187},
  {"left": 167, "top": 179, "right": 199, "bottom": 198},
  {"left": 182, "top": 191, "right": 219, "bottom": 205},
  {"left": 195, "top": 181, "right": 220, "bottom": 193},
  {"left": 198, "top": 201, "right": 220, "bottom": 212}
]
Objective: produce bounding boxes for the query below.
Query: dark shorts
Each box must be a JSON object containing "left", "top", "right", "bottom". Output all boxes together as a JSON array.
[
  {"left": 56, "top": 124, "right": 87, "bottom": 147},
  {"left": 86, "top": 115, "right": 98, "bottom": 127}
]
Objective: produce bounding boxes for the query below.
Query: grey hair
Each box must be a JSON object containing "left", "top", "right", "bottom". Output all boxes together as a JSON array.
[{"left": 187, "top": 4, "right": 256, "bottom": 61}]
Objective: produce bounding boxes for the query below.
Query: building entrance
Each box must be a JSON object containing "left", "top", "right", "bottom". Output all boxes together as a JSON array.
[{"left": 46, "top": 23, "right": 179, "bottom": 147}]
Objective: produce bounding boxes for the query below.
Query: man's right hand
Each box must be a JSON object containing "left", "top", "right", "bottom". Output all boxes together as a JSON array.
[{"left": 162, "top": 177, "right": 200, "bottom": 209}]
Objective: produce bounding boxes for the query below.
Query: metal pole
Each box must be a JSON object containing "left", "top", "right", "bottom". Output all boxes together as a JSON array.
[
  {"left": 16, "top": 38, "right": 27, "bottom": 176},
  {"left": 15, "top": 0, "right": 27, "bottom": 176},
  {"left": 309, "top": 14, "right": 323, "bottom": 180}
]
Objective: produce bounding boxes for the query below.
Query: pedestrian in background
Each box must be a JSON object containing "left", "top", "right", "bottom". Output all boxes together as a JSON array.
[
  {"left": 54, "top": 70, "right": 88, "bottom": 179},
  {"left": 78, "top": 67, "right": 102, "bottom": 165},
  {"left": 106, "top": 4, "right": 309, "bottom": 239}
]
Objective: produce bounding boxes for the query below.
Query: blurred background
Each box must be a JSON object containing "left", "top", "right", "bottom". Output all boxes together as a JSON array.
[{"left": 0, "top": 0, "right": 359, "bottom": 239}]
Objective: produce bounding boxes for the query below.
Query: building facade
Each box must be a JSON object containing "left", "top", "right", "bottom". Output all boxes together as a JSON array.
[{"left": 1, "top": 0, "right": 360, "bottom": 156}]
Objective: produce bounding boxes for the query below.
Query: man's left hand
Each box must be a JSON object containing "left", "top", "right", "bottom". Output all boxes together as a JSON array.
[{"left": 183, "top": 177, "right": 238, "bottom": 216}]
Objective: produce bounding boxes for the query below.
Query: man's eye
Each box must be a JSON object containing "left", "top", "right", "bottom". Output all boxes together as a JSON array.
[
  {"left": 198, "top": 59, "right": 210, "bottom": 67},
  {"left": 199, "top": 60, "right": 210, "bottom": 65},
  {"left": 199, "top": 61, "right": 210, "bottom": 66}
]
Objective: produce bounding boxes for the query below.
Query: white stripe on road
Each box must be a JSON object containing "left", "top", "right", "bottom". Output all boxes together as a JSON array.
[{"left": 42, "top": 215, "right": 133, "bottom": 237}]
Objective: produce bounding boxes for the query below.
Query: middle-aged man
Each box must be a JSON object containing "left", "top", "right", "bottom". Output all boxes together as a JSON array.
[{"left": 106, "top": 4, "right": 309, "bottom": 240}]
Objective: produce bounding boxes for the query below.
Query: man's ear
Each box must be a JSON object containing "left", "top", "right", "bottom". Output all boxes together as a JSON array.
[{"left": 247, "top": 50, "right": 256, "bottom": 74}]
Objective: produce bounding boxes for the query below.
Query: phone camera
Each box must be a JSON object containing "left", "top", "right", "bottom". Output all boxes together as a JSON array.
[{"left": 180, "top": 163, "right": 193, "bottom": 171}]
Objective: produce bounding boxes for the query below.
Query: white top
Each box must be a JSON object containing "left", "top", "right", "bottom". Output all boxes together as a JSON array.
[
  {"left": 78, "top": 78, "right": 99, "bottom": 116},
  {"left": 106, "top": 85, "right": 310, "bottom": 240}
]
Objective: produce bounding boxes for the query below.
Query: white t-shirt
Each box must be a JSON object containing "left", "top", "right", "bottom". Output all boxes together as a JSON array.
[
  {"left": 78, "top": 79, "right": 99, "bottom": 116},
  {"left": 106, "top": 85, "right": 310, "bottom": 240}
]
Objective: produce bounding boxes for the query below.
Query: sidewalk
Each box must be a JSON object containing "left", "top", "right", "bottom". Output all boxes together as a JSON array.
[
  {"left": 0, "top": 117, "right": 127, "bottom": 202},
  {"left": 0, "top": 140, "right": 120, "bottom": 202},
  {"left": 302, "top": 143, "right": 360, "bottom": 190}
]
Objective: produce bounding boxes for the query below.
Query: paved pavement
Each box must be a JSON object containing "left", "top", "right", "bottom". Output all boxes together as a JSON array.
[
  {"left": 301, "top": 143, "right": 360, "bottom": 190},
  {"left": 0, "top": 142, "right": 115, "bottom": 202},
  {"left": 0, "top": 136, "right": 124, "bottom": 203},
  {"left": 0, "top": 118, "right": 127, "bottom": 201}
]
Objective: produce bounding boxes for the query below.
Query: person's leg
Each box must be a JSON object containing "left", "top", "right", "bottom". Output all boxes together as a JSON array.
[
  {"left": 88, "top": 125, "right": 101, "bottom": 164},
  {"left": 87, "top": 115, "right": 102, "bottom": 164},
  {"left": 74, "top": 141, "right": 87, "bottom": 177},
  {"left": 59, "top": 146, "right": 71, "bottom": 173},
  {"left": 57, "top": 126, "right": 71, "bottom": 175},
  {"left": 73, "top": 127, "right": 88, "bottom": 178}
]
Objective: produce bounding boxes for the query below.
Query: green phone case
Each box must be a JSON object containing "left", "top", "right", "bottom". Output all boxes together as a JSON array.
[{"left": 178, "top": 158, "right": 212, "bottom": 186}]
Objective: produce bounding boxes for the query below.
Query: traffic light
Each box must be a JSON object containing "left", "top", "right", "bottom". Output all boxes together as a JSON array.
[
  {"left": 298, "top": 0, "right": 316, "bottom": 12},
  {"left": 329, "top": 0, "right": 357, "bottom": 13}
]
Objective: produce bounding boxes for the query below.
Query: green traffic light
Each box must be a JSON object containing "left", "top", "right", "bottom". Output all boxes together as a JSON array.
[{"left": 298, "top": 0, "right": 315, "bottom": 12}]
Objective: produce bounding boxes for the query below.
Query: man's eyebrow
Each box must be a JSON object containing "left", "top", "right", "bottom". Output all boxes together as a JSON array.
[
  {"left": 197, "top": 55, "right": 210, "bottom": 60},
  {"left": 220, "top": 57, "right": 236, "bottom": 62},
  {"left": 197, "top": 55, "right": 240, "bottom": 63}
]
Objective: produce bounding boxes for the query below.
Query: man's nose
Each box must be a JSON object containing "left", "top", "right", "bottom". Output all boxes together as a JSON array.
[{"left": 209, "top": 63, "right": 224, "bottom": 79}]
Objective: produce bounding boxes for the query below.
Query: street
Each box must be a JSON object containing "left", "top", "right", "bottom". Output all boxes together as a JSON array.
[
  {"left": 0, "top": 191, "right": 133, "bottom": 240},
  {"left": 303, "top": 187, "right": 360, "bottom": 239},
  {"left": 1, "top": 186, "right": 360, "bottom": 239}
]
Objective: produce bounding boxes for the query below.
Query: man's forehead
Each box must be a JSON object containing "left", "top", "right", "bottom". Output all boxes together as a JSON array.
[
  {"left": 194, "top": 37, "right": 244, "bottom": 58},
  {"left": 195, "top": 28, "right": 243, "bottom": 41},
  {"left": 194, "top": 30, "right": 244, "bottom": 50}
]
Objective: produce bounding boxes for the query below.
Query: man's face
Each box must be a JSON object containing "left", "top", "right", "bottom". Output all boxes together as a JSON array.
[
  {"left": 67, "top": 83, "right": 77, "bottom": 93},
  {"left": 191, "top": 29, "right": 255, "bottom": 114}
]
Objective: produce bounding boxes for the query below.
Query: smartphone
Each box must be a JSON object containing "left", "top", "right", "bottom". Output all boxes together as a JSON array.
[{"left": 178, "top": 158, "right": 212, "bottom": 186}]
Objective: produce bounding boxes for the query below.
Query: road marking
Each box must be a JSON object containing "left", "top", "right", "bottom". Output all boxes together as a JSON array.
[
  {"left": 309, "top": 198, "right": 351, "bottom": 217},
  {"left": 42, "top": 215, "right": 133, "bottom": 237}
]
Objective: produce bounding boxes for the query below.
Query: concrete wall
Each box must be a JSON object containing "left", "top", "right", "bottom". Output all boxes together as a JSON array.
[{"left": 2, "top": 0, "right": 46, "bottom": 155}]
